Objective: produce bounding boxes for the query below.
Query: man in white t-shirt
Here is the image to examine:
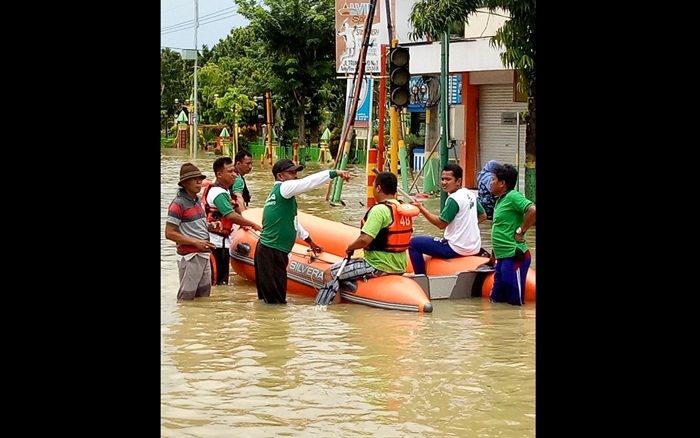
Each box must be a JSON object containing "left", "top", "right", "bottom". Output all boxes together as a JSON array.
[{"left": 409, "top": 163, "right": 487, "bottom": 275}]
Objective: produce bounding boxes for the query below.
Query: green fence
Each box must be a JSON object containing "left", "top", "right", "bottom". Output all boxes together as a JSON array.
[
  {"left": 244, "top": 142, "right": 365, "bottom": 165},
  {"left": 246, "top": 140, "right": 323, "bottom": 163}
]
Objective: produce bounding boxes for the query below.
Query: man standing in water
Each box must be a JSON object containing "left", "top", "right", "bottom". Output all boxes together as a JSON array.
[
  {"left": 203, "top": 157, "right": 262, "bottom": 285},
  {"left": 165, "top": 163, "right": 217, "bottom": 300},
  {"left": 255, "top": 159, "right": 351, "bottom": 304},
  {"left": 231, "top": 149, "right": 254, "bottom": 211},
  {"left": 488, "top": 163, "right": 536, "bottom": 306}
]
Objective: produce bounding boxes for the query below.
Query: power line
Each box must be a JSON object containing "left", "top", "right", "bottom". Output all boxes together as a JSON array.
[
  {"left": 161, "top": 0, "right": 191, "bottom": 15},
  {"left": 479, "top": 10, "right": 491, "bottom": 37},
  {"left": 161, "top": 12, "right": 240, "bottom": 35},
  {"left": 475, "top": 10, "right": 511, "bottom": 19},
  {"left": 161, "top": 6, "right": 237, "bottom": 32},
  {"left": 161, "top": 45, "right": 193, "bottom": 51},
  {"left": 161, "top": 6, "right": 237, "bottom": 31}
]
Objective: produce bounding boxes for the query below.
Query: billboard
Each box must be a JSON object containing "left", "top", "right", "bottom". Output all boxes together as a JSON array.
[{"left": 335, "top": 1, "right": 381, "bottom": 74}]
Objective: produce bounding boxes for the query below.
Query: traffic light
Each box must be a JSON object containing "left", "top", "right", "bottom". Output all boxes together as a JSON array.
[
  {"left": 254, "top": 95, "right": 265, "bottom": 123},
  {"left": 389, "top": 46, "right": 410, "bottom": 107}
]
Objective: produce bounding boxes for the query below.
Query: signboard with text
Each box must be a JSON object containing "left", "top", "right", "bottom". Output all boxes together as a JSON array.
[{"left": 335, "top": 0, "right": 381, "bottom": 74}]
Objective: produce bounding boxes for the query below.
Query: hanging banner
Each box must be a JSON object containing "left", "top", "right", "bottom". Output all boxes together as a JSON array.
[
  {"left": 347, "top": 77, "right": 374, "bottom": 128},
  {"left": 335, "top": 0, "right": 381, "bottom": 74}
]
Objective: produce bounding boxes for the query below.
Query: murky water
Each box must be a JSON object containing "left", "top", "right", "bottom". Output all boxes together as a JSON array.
[{"left": 161, "top": 149, "right": 535, "bottom": 437}]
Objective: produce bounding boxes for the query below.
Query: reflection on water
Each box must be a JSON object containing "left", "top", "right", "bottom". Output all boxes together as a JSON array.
[{"left": 161, "top": 149, "right": 535, "bottom": 436}]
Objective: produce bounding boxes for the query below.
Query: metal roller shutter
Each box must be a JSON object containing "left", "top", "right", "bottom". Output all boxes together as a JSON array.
[{"left": 478, "top": 84, "right": 528, "bottom": 192}]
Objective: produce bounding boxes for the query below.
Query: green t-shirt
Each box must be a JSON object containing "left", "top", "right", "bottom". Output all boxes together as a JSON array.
[
  {"left": 361, "top": 200, "right": 407, "bottom": 274},
  {"left": 231, "top": 176, "right": 245, "bottom": 195},
  {"left": 212, "top": 192, "right": 235, "bottom": 216},
  {"left": 259, "top": 182, "right": 298, "bottom": 253},
  {"left": 491, "top": 190, "right": 533, "bottom": 259}
]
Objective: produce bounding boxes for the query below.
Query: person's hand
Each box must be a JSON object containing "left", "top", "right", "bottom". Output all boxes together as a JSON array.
[
  {"left": 196, "top": 239, "right": 216, "bottom": 251},
  {"left": 345, "top": 248, "right": 354, "bottom": 257},
  {"left": 309, "top": 242, "right": 323, "bottom": 253},
  {"left": 487, "top": 254, "right": 496, "bottom": 267},
  {"left": 410, "top": 200, "right": 424, "bottom": 211},
  {"left": 336, "top": 170, "right": 352, "bottom": 181},
  {"left": 208, "top": 221, "right": 222, "bottom": 231},
  {"left": 252, "top": 223, "right": 262, "bottom": 232}
]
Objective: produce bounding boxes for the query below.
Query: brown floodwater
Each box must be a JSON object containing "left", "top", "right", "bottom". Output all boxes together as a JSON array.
[{"left": 161, "top": 149, "right": 535, "bottom": 437}]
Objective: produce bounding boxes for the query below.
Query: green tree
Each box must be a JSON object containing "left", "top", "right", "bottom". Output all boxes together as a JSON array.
[
  {"left": 160, "top": 49, "right": 189, "bottom": 122},
  {"left": 409, "top": 0, "right": 536, "bottom": 200},
  {"left": 214, "top": 88, "right": 256, "bottom": 127},
  {"left": 236, "top": 0, "right": 337, "bottom": 145},
  {"left": 209, "top": 27, "right": 274, "bottom": 97}
]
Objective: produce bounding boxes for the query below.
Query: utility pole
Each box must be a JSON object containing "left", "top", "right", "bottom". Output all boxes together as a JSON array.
[
  {"left": 265, "top": 90, "right": 273, "bottom": 166},
  {"left": 192, "top": 0, "right": 199, "bottom": 159},
  {"left": 439, "top": 31, "right": 450, "bottom": 209}
]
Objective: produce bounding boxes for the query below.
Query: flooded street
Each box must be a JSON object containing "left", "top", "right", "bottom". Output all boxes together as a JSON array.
[{"left": 161, "top": 149, "right": 535, "bottom": 436}]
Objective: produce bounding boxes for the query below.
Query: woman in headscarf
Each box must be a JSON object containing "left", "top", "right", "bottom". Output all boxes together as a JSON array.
[{"left": 477, "top": 160, "right": 500, "bottom": 219}]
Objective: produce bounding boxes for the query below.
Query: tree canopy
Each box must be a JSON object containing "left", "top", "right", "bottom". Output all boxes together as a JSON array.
[
  {"left": 235, "top": 0, "right": 339, "bottom": 143},
  {"left": 409, "top": 0, "right": 535, "bottom": 98}
]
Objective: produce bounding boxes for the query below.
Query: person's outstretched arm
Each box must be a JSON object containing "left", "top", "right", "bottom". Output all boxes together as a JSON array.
[
  {"left": 411, "top": 200, "right": 451, "bottom": 230},
  {"left": 280, "top": 170, "right": 351, "bottom": 198}
]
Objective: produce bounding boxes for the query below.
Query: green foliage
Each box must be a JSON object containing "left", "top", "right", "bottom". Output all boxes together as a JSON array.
[
  {"left": 408, "top": 0, "right": 534, "bottom": 98},
  {"left": 161, "top": 1, "right": 345, "bottom": 148},
  {"left": 202, "top": 129, "right": 217, "bottom": 145},
  {"left": 404, "top": 133, "right": 424, "bottom": 148},
  {"left": 484, "top": 0, "right": 535, "bottom": 97},
  {"left": 209, "top": 27, "right": 274, "bottom": 97},
  {"left": 161, "top": 136, "right": 175, "bottom": 148},
  {"left": 409, "top": 0, "right": 536, "bottom": 159},
  {"left": 328, "top": 126, "right": 341, "bottom": 158},
  {"left": 409, "top": 0, "right": 483, "bottom": 41},
  {"left": 160, "top": 48, "right": 190, "bottom": 119},
  {"left": 236, "top": 0, "right": 337, "bottom": 144}
]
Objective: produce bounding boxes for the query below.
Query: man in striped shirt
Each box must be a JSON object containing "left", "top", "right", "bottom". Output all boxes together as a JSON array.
[{"left": 165, "top": 163, "right": 217, "bottom": 300}]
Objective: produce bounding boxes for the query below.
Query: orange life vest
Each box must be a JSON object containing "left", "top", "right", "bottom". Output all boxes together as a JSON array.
[
  {"left": 361, "top": 201, "right": 413, "bottom": 252},
  {"left": 202, "top": 182, "right": 237, "bottom": 237}
]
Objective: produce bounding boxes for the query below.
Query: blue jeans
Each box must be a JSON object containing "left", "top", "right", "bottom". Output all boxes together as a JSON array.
[{"left": 408, "top": 236, "right": 461, "bottom": 275}]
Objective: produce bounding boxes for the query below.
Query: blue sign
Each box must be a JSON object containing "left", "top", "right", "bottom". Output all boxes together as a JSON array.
[
  {"left": 449, "top": 75, "right": 462, "bottom": 104},
  {"left": 349, "top": 77, "right": 373, "bottom": 128},
  {"left": 407, "top": 76, "right": 429, "bottom": 113},
  {"left": 407, "top": 74, "right": 462, "bottom": 113}
]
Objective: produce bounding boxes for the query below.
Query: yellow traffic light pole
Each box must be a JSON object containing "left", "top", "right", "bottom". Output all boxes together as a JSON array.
[{"left": 389, "top": 39, "right": 399, "bottom": 176}]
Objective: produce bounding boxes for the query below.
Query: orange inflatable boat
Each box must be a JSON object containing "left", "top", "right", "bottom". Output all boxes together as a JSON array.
[
  {"left": 229, "top": 227, "right": 433, "bottom": 313},
  {"left": 233, "top": 208, "right": 536, "bottom": 303}
]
